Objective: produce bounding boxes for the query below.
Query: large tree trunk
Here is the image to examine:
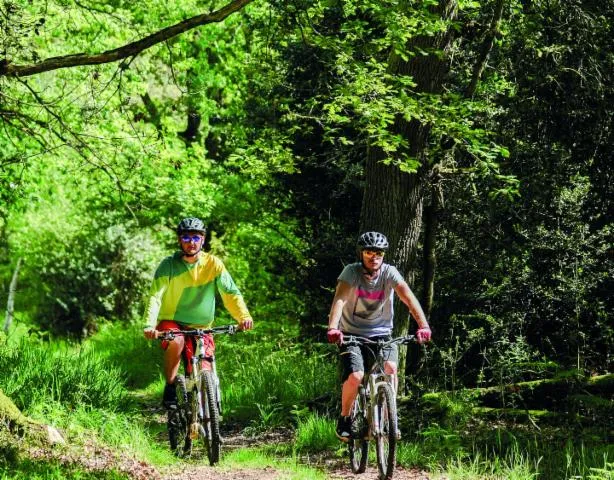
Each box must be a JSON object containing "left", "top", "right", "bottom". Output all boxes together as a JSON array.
[{"left": 359, "top": 1, "right": 458, "bottom": 388}]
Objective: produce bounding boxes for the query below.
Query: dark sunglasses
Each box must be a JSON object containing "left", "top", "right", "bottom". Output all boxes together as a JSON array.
[
  {"left": 363, "top": 249, "right": 385, "bottom": 257},
  {"left": 180, "top": 234, "right": 204, "bottom": 243}
]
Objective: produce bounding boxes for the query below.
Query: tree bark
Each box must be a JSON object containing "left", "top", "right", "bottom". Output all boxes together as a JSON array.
[
  {"left": 422, "top": 181, "right": 444, "bottom": 319},
  {"left": 359, "top": 1, "right": 458, "bottom": 391},
  {"left": 466, "top": 0, "right": 505, "bottom": 98},
  {"left": 3, "top": 258, "right": 22, "bottom": 333},
  {"left": 360, "top": 0, "right": 458, "bottom": 329},
  {"left": 0, "top": 0, "right": 253, "bottom": 78}
]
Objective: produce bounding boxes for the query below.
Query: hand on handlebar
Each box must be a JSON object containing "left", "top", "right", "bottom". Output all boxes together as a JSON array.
[
  {"left": 327, "top": 328, "right": 343, "bottom": 345},
  {"left": 416, "top": 327, "right": 432, "bottom": 344},
  {"left": 143, "top": 327, "right": 160, "bottom": 340},
  {"left": 239, "top": 319, "right": 253, "bottom": 331}
]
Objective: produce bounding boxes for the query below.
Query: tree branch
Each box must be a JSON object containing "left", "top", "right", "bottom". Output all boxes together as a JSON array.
[
  {"left": 0, "top": 0, "right": 254, "bottom": 78},
  {"left": 465, "top": 0, "right": 505, "bottom": 98}
]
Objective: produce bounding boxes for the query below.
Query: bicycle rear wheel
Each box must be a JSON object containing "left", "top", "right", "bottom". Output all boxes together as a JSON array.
[
  {"left": 348, "top": 387, "right": 369, "bottom": 473},
  {"left": 167, "top": 375, "right": 191, "bottom": 457},
  {"left": 199, "top": 370, "right": 221, "bottom": 465},
  {"left": 375, "top": 383, "right": 397, "bottom": 480}
]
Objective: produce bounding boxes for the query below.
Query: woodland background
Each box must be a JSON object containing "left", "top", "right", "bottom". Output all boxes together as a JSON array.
[{"left": 0, "top": 0, "right": 612, "bottom": 478}]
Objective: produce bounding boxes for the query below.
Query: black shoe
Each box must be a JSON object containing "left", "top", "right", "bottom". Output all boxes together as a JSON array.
[
  {"left": 336, "top": 416, "right": 351, "bottom": 442},
  {"left": 163, "top": 383, "right": 177, "bottom": 409}
]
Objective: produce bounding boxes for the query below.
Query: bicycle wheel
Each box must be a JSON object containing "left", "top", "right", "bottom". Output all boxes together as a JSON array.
[
  {"left": 348, "top": 387, "right": 369, "bottom": 474},
  {"left": 375, "top": 383, "right": 397, "bottom": 480},
  {"left": 199, "top": 370, "right": 221, "bottom": 465},
  {"left": 167, "top": 375, "right": 191, "bottom": 456}
]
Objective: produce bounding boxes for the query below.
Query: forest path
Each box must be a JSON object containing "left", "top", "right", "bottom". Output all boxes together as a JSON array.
[
  {"left": 156, "top": 423, "right": 436, "bottom": 480},
  {"left": 113, "top": 395, "right": 438, "bottom": 480},
  {"left": 161, "top": 464, "right": 434, "bottom": 480}
]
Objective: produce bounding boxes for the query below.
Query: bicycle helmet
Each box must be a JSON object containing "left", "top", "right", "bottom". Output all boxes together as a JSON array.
[
  {"left": 357, "top": 231, "right": 389, "bottom": 251},
  {"left": 176, "top": 217, "right": 207, "bottom": 235}
]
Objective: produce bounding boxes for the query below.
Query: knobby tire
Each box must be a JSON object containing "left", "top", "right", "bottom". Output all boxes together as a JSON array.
[
  {"left": 200, "top": 370, "right": 221, "bottom": 465},
  {"left": 168, "top": 375, "right": 191, "bottom": 457},
  {"left": 375, "top": 383, "right": 397, "bottom": 480},
  {"left": 348, "top": 387, "right": 369, "bottom": 474}
]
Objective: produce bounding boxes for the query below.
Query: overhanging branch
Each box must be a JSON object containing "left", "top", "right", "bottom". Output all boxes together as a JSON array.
[{"left": 0, "top": 0, "right": 254, "bottom": 78}]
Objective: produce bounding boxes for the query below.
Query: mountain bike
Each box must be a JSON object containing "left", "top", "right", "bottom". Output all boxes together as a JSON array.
[
  {"left": 344, "top": 334, "right": 416, "bottom": 480},
  {"left": 159, "top": 325, "right": 237, "bottom": 465}
]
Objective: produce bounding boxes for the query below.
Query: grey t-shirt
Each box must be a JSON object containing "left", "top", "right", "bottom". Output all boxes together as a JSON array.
[{"left": 338, "top": 262, "right": 404, "bottom": 337}]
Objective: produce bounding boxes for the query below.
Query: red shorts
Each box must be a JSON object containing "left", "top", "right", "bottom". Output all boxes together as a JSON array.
[{"left": 157, "top": 320, "right": 215, "bottom": 373}]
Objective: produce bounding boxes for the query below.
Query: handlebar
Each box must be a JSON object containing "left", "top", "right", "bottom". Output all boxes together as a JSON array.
[
  {"left": 342, "top": 334, "right": 416, "bottom": 347},
  {"left": 158, "top": 324, "right": 238, "bottom": 341}
]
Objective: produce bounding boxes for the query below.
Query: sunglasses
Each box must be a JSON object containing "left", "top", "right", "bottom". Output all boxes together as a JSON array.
[
  {"left": 363, "top": 249, "right": 385, "bottom": 257},
  {"left": 180, "top": 234, "right": 204, "bottom": 243}
]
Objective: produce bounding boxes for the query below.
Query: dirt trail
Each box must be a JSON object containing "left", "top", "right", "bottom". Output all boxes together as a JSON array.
[
  {"left": 28, "top": 402, "right": 436, "bottom": 480},
  {"left": 155, "top": 425, "right": 436, "bottom": 480},
  {"left": 159, "top": 465, "right": 433, "bottom": 480}
]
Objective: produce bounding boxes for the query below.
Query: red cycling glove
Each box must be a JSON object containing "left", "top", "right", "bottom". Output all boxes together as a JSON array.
[
  {"left": 416, "top": 327, "right": 432, "bottom": 344},
  {"left": 327, "top": 328, "right": 344, "bottom": 345}
]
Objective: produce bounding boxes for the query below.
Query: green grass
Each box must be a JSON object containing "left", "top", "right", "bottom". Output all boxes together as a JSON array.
[
  {"left": 293, "top": 413, "right": 338, "bottom": 453},
  {"left": 215, "top": 332, "right": 339, "bottom": 427},
  {"left": 221, "top": 448, "right": 329, "bottom": 480},
  {"left": 0, "top": 461, "right": 129, "bottom": 480},
  {"left": 2, "top": 322, "right": 612, "bottom": 480},
  {"left": 0, "top": 331, "right": 128, "bottom": 412}
]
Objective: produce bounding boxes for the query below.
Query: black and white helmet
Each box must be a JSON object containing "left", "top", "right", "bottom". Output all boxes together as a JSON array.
[
  {"left": 176, "top": 217, "right": 207, "bottom": 235},
  {"left": 357, "top": 231, "right": 389, "bottom": 250}
]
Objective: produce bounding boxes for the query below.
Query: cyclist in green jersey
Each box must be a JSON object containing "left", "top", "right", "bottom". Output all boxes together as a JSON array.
[{"left": 143, "top": 217, "right": 253, "bottom": 407}]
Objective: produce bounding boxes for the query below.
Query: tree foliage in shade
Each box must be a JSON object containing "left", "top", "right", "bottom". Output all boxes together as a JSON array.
[
  {"left": 431, "top": 0, "right": 613, "bottom": 383},
  {"left": 0, "top": 0, "right": 610, "bottom": 383}
]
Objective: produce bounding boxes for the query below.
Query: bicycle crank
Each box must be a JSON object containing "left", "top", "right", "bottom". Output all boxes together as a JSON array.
[{"left": 190, "top": 422, "right": 200, "bottom": 440}]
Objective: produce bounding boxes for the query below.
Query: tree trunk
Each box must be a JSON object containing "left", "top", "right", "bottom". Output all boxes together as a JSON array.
[
  {"left": 3, "top": 258, "right": 21, "bottom": 333},
  {"left": 359, "top": 1, "right": 458, "bottom": 388},
  {"left": 422, "top": 181, "right": 443, "bottom": 319}
]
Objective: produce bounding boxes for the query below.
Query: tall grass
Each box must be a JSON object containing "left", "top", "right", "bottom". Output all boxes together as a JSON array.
[
  {"left": 0, "top": 333, "right": 128, "bottom": 412},
  {"left": 214, "top": 331, "right": 339, "bottom": 428},
  {"left": 293, "top": 413, "right": 338, "bottom": 453},
  {"left": 83, "top": 322, "right": 160, "bottom": 389},
  {"left": 396, "top": 421, "right": 614, "bottom": 480},
  {"left": 0, "top": 461, "right": 129, "bottom": 480},
  {"left": 82, "top": 321, "right": 340, "bottom": 430}
]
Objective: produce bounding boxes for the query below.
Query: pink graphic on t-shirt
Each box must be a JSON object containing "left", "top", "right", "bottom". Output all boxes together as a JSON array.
[{"left": 357, "top": 288, "right": 385, "bottom": 301}]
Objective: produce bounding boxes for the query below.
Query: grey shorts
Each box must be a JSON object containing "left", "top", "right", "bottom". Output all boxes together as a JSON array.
[{"left": 339, "top": 335, "right": 398, "bottom": 382}]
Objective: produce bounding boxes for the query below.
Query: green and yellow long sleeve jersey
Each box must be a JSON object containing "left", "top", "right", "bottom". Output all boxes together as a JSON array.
[{"left": 143, "top": 251, "right": 252, "bottom": 328}]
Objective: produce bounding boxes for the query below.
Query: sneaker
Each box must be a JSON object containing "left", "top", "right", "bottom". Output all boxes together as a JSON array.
[
  {"left": 163, "top": 383, "right": 177, "bottom": 409},
  {"left": 336, "top": 416, "right": 351, "bottom": 442}
]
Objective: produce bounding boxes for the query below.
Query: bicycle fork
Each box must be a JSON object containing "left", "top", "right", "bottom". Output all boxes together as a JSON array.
[
  {"left": 189, "top": 357, "right": 202, "bottom": 440},
  {"left": 368, "top": 375, "right": 392, "bottom": 437}
]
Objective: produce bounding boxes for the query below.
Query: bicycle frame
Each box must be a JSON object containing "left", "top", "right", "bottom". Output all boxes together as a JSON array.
[
  {"left": 345, "top": 334, "right": 416, "bottom": 479},
  {"left": 365, "top": 358, "right": 393, "bottom": 437},
  {"left": 159, "top": 324, "right": 236, "bottom": 462},
  {"left": 347, "top": 336, "right": 408, "bottom": 437}
]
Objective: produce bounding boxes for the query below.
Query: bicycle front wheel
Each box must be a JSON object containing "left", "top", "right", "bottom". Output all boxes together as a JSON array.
[
  {"left": 375, "top": 383, "right": 397, "bottom": 480},
  {"left": 199, "top": 370, "right": 221, "bottom": 465},
  {"left": 348, "top": 387, "right": 369, "bottom": 473},
  {"left": 167, "top": 375, "right": 191, "bottom": 457}
]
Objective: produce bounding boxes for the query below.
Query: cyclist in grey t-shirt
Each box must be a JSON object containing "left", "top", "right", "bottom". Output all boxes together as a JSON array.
[{"left": 327, "top": 231, "right": 432, "bottom": 441}]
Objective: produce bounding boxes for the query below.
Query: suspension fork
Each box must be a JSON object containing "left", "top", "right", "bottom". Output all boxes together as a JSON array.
[{"left": 368, "top": 374, "right": 391, "bottom": 436}]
